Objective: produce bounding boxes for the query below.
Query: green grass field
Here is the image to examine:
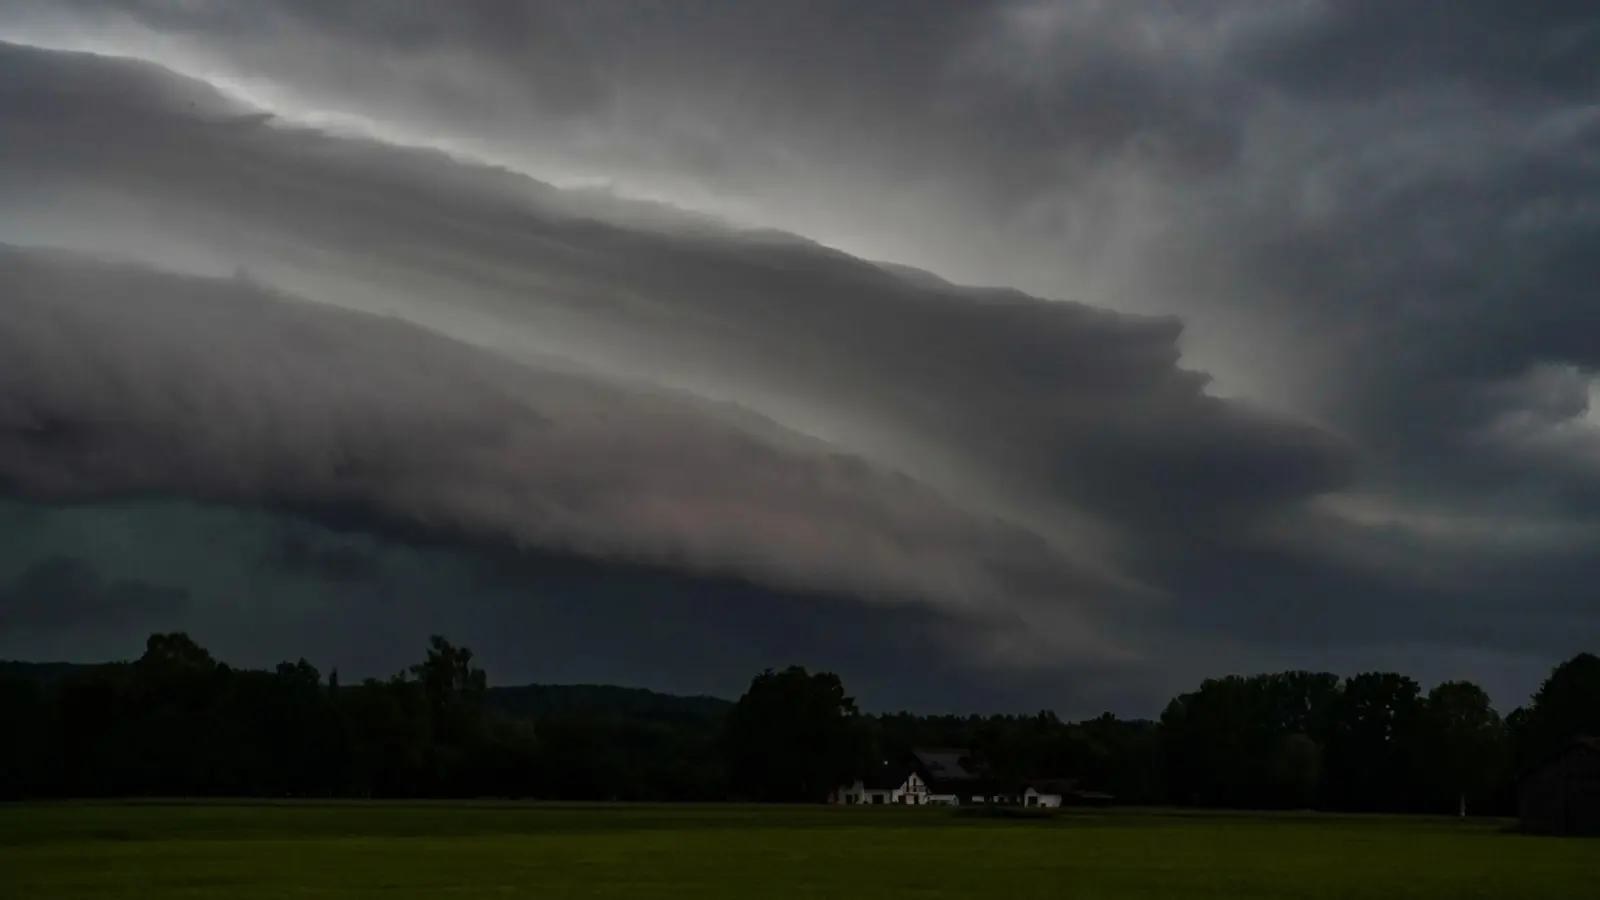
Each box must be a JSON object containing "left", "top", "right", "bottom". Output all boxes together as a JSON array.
[{"left": 2, "top": 803, "right": 1595, "bottom": 899}]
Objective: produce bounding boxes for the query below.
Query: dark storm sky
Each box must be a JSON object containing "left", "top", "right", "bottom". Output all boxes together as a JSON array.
[{"left": 1, "top": 1, "right": 1597, "bottom": 715}]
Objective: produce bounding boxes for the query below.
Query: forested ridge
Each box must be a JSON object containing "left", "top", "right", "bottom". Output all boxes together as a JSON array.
[{"left": 2, "top": 635, "right": 1596, "bottom": 814}]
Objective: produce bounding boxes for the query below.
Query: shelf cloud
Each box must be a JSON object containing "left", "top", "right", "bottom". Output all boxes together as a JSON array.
[{"left": 0, "top": 1, "right": 1596, "bottom": 712}]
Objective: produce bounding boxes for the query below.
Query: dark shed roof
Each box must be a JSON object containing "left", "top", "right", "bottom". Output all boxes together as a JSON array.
[
  {"left": 1517, "top": 736, "right": 1600, "bottom": 783},
  {"left": 912, "top": 747, "right": 982, "bottom": 780},
  {"left": 862, "top": 764, "right": 910, "bottom": 791}
]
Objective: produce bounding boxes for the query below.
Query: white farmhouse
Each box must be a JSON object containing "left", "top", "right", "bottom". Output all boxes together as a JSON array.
[
  {"left": 833, "top": 749, "right": 1114, "bottom": 809},
  {"left": 831, "top": 765, "right": 936, "bottom": 805},
  {"left": 832, "top": 748, "right": 999, "bottom": 807}
]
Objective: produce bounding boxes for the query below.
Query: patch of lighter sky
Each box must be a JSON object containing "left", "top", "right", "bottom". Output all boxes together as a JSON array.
[
  {"left": 0, "top": 26, "right": 775, "bottom": 228},
  {"left": 1310, "top": 492, "right": 1600, "bottom": 557}
]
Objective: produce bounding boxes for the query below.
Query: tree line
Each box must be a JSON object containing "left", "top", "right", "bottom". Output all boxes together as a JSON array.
[{"left": 1, "top": 633, "right": 1596, "bottom": 814}]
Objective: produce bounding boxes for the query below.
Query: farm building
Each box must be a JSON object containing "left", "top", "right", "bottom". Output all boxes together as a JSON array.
[
  {"left": 832, "top": 749, "right": 1115, "bottom": 808},
  {"left": 1021, "top": 779, "right": 1078, "bottom": 808},
  {"left": 1020, "top": 778, "right": 1116, "bottom": 808},
  {"left": 831, "top": 748, "right": 997, "bottom": 806},
  {"left": 1517, "top": 737, "right": 1600, "bottom": 836},
  {"left": 833, "top": 764, "right": 932, "bottom": 806},
  {"left": 910, "top": 747, "right": 1005, "bottom": 805}
]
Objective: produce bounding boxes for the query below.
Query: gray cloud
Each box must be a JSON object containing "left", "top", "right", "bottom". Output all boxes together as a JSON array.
[
  {"left": 0, "top": 241, "right": 1156, "bottom": 668},
  {"left": 0, "top": 2, "right": 1596, "bottom": 711},
  {"left": 262, "top": 533, "right": 384, "bottom": 585},
  {"left": 0, "top": 556, "right": 188, "bottom": 634},
  {"left": 1246, "top": 0, "right": 1600, "bottom": 102},
  {"left": 0, "top": 40, "right": 1354, "bottom": 547}
]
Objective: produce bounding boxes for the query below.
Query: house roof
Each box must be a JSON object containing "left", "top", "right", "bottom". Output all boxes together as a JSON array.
[
  {"left": 911, "top": 747, "right": 982, "bottom": 780},
  {"left": 1516, "top": 736, "right": 1600, "bottom": 784},
  {"left": 862, "top": 763, "right": 910, "bottom": 791}
]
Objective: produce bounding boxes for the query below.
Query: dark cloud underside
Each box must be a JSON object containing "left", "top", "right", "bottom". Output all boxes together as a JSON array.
[{"left": 0, "top": 556, "right": 188, "bottom": 635}]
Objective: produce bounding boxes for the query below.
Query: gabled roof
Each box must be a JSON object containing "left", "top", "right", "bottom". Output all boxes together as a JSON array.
[
  {"left": 911, "top": 747, "right": 982, "bottom": 780},
  {"left": 1516, "top": 736, "right": 1600, "bottom": 784},
  {"left": 862, "top": 763, "right": 910, "bottom": 791}
]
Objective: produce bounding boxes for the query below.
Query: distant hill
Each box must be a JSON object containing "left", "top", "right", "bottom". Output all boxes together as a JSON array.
[
  {"left": 0, "top": 660, "right": 108, "bottom": 684},
  {"left": 0, "top": 659, "right": 730, "bottom": 722},
  {"left": 486, "top": 683, "right": 732, "bottom": 722}
]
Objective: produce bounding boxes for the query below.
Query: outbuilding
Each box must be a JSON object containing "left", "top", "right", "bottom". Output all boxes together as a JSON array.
[
  {"left": 1022, "top": 779, "right": 1076, "bottom": 808},
  {"left": 1517, "top": 737, "right": 1600, "bottom": 836}
]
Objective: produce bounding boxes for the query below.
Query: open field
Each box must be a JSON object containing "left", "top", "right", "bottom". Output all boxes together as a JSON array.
[{"left": 2, "top": 803, "right": 1596, "bottom": 899}]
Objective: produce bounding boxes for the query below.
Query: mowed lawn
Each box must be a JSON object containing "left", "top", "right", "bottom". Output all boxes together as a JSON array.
[{"left": 2, "top": 803, "right": 1595, "bottom": 899}]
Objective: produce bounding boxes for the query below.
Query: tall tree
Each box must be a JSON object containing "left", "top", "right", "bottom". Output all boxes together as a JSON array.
[
  {"left": 1160, "top": 676, "right": 1279, "bottom": 808},
  {"left": 1259, "top": 671, "right": 1342, "bottom": 741},
  {"left": 1325, "top": 672, "right": 1425, "bottom": 812},
  {"left": 1421, "top": 680, "right": 1507, "bottom": 816},
  {"left": 410, "top": 636, "right": 488, "bottom": 710},
  {"left": 131, "top": 632, "right": 225, "bottom": 794},
  {"left": 724, "top": 666, "right": 871, "bottom": 802},
  {"left": 408, "top": 635, "right": 490, "bottom": 790},
  {"left": 1518, "top": 652, "right": 1600, "bottom": 768}
]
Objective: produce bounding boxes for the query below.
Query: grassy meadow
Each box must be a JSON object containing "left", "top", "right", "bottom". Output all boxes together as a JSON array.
[{"left": 2, "top": 802, "right": 1595, "bottom": 899}]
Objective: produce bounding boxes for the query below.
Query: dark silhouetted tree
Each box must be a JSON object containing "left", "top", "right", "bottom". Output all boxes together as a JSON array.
[
  {"left": 1517, "top": 653, "right": 1600, "bottom": 769},
  {"left": 1422, "top": 680, "right": 1508, "bottom": 816},
  {"left": 1325, "top": 672, "right": 1425, "bottom": 812},
  {"left": 0, "top": 635, "right": 1587, "bottom": 812},
  {"left": 724, "top": 666, "right": 871, "bottom": 802}
]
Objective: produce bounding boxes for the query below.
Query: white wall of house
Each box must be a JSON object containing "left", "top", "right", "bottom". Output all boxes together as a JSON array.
[
  {"left": 1023, "top": 787, "right": 1063, "bottom": 808},
  {"left": 834, "top": 772, "right": 941, "bottom": 806},
  {"left": 833, "top": 779, "right": 905, "bottom": 805},
  {"left": 898, "top": 772, "right": 929, "bottom": 805},
  {"left": 833, "top": 780, "right": 866, "bottom": 805}
]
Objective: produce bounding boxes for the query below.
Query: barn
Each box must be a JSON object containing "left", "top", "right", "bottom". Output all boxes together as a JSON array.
[{"left": 1517, "top": 737, "right": 1600, "bottom": 836}]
